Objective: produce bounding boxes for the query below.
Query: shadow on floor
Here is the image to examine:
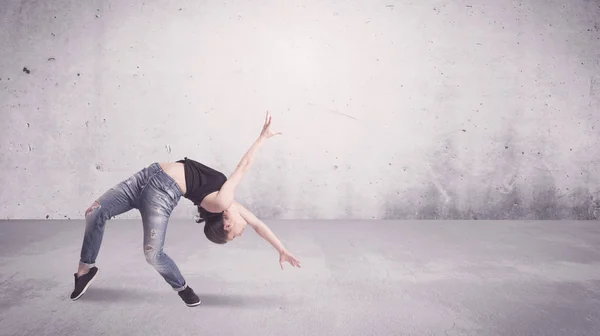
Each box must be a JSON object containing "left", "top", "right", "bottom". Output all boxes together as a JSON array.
[
  {"left": 77, "top": 287, "right": 151, "bottom": 303},
  {"left": 194, "top": 293, "right": 290, "bottom": 308},
  {"left": 78, "top": 287, "right": 292, "bottom": 308}
]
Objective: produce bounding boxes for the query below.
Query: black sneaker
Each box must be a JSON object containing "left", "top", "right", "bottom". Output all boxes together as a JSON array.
[
  {"left": 70, "top": 267, "right": 99, "bottom": 301},
  {"left": 178, "top": 285, "right": 201, "bottom": 307}
]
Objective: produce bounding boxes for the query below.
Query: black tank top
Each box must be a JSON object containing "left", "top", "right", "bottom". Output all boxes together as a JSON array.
[{"left": 176, "top": 157, "right": 227, "bottom": 207}]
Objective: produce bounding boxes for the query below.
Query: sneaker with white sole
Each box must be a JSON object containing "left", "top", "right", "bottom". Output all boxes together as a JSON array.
[
  {"left": 178, "top": 285, "right": 201, "bottom": 307},
  {"left": 70, "top": 267, "right": 99, "bottom": 301}
]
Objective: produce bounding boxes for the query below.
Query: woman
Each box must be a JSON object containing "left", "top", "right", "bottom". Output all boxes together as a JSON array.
[{"left": 70, "top": 112, "right": 301, "bottom": 307}]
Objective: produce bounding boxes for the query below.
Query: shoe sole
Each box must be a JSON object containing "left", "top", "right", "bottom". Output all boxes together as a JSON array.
[
  {"left": 70, "top": 269, "right": 99, "bottom": 301},
  {"left": 186, "top": 301, "right": 201, "bottom": 307}
]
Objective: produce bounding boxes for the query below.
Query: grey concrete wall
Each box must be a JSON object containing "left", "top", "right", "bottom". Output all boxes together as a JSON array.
[{"left": 1, "top": 0, "right": 599, "bottom": 220}]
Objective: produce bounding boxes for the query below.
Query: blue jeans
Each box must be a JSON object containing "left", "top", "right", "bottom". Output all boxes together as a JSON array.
[{"left": 79, "top": 163, "right": 187, "bottom": 291}]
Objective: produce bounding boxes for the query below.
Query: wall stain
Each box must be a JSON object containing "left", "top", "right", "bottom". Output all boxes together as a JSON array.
[
  {"left": 591, "top": 76, "right": 599, "bottom": 107},
  {"left": 482, "top": 181, "right": 526, "bottom": 219},
  {"left": 382, "top": 189, "right": 413, "bottom": 219},
  {"left": 421, "top": 136, "right": 461, "bottom": 219},
  {"left": 568, "top": 187, "right": 593, "bottom": 220},
  {"left": 591, "top": 190, "right": 600, "bottom": 219},
  {"left": 375, "top": 120, "right": 600, "bottom": 219},
  {"left": 416, "top": 184, "right": 442, "bottom": 219}
]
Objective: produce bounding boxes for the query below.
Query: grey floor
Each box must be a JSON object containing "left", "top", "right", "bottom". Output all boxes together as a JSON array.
[{"left": 0, "top": 220, "right": 599, "bottom": 336}]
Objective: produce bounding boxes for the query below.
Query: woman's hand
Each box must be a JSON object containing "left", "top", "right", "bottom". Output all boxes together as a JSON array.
[
  {"left": 279, "top": 249, "right": 301, "bottom": 270},
  {"left": 260, "top": 111, "right": 282, "bottom": 139}
]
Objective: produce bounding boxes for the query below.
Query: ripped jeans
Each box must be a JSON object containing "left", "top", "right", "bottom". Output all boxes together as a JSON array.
[{"left": 79, "top": 163, "right": 187, "bottom": 291}]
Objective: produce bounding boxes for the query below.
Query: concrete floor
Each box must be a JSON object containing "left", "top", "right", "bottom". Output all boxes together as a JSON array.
[{"left": 0, "top": 220, "right": 599, "bottom": 336}]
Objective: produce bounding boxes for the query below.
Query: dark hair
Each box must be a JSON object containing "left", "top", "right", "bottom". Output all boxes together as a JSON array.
[{"left": 196, "top": 206, "right": 228, "bottom": 244}]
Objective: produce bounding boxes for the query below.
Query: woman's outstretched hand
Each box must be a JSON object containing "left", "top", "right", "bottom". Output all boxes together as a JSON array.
[
  {"left": 279, "top": 249, "right": 301, "bottom": 270},
  {"left": 260, "top": 111, "right": 282, "bottom": 139}
]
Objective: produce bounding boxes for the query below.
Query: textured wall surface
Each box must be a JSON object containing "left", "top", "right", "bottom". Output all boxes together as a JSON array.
[{"left": 1, "top": 0, "right": 599, "bottom": 220}]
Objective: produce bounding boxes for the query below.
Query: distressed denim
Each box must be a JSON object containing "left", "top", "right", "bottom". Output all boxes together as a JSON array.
[{"left": 79, "top": 163, "right": 187, "bottom": 291}]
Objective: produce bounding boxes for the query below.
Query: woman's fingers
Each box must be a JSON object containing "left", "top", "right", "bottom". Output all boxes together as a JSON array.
[
  {"left": 264, "top": 112, "right": 273, "bottom": 128},
  {"left": 263, "top": 111, "right": 280, "bottom": 138}
]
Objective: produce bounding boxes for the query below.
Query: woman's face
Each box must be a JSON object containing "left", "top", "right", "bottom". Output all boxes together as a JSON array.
[{"left": 223, "top": 204, "right": 247, "bottom": 241}]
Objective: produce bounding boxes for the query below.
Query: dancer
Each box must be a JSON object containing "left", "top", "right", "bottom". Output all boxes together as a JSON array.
[{"left": 70, "top": 112, "right": 301, "bottom": 307}]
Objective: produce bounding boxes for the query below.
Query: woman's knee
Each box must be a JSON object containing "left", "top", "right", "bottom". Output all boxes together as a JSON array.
[
  {"left": 144, "top": 244, "right": 162, "bottom": 264},
  {"left": 85, "top": 201, "right": 102, "bottom": 217},
  {"left": 84, "top": 201, "right": 110, "bottom": 224}
]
